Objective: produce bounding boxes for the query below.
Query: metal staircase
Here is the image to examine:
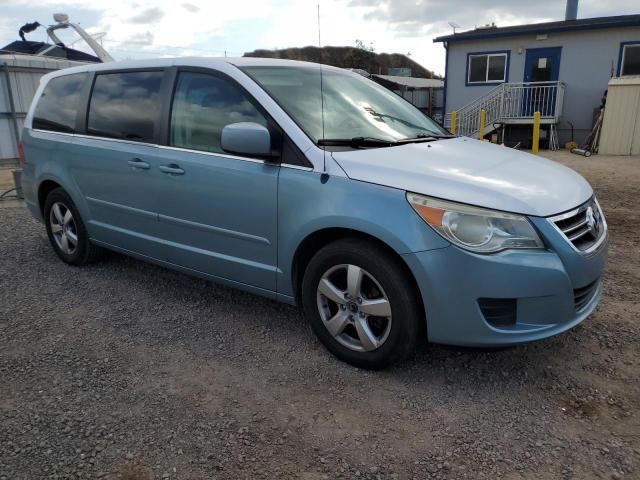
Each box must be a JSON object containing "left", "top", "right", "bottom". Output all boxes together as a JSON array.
[{"left": 445, "top": 81, "right": 566, "bottom": 138}]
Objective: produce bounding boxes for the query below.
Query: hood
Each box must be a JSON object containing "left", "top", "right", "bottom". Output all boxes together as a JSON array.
[{"left": 331, "top": 137, "right": 593, "bottom": 217}]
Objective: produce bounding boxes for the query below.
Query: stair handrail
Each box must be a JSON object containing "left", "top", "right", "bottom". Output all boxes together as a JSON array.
[
  {"left": 450, "top": 83, "right": 506, "bottom": 137},
  {"left": 451, "top": 83, "right": 506, "bottom": 117},
  {"left": 447, "top": 81, "right": 565, "bottom": 138}
]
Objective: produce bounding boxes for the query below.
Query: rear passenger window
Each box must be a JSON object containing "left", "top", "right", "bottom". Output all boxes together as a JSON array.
[
  {"left": 170, "top": 72, "right": 267, "bottom": 154},
  {"left": 88, "top": 71, "right": 164, "bottom": 143},
  {"left": 33, "top": 73, "right": 86, "bottom": 133}
]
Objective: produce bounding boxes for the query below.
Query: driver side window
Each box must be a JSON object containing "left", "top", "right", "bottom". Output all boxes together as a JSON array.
[{"left": 170, "top": 71, "right": 267, "bottom": 154}]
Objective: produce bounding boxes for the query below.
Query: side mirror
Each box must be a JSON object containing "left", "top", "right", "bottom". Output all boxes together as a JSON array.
[{"left": 221, "top": 122, "right": 274, "bottom": 158}]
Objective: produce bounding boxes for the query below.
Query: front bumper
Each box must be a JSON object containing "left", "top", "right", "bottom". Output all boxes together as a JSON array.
[{"left": 402, "top": 230, "right": 608, "bottom": 347}]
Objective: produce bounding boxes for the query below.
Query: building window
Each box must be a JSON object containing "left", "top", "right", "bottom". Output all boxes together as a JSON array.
[
  {"left": 467, "top": 52, "right": 509, "bottom": 85},
  {"left": 619, "top": 42, "right": 640, "bottom": 77}
]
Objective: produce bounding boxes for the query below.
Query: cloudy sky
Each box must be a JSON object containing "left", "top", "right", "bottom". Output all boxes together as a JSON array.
[{"left": 0, "top": 0, "right": 637, "bottom": 75}]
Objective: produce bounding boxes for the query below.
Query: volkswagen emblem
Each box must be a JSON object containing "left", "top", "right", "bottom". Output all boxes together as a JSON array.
[{"left": 585, "top": 206, "right": 599, "bottom": 236}]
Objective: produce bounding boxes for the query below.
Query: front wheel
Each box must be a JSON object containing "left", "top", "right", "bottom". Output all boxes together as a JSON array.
[{"left": 301, "top": 238, "right": 422, "bottom": 369}]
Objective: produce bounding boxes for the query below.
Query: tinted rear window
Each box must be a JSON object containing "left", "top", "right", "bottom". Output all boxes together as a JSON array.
[
  {"left": 87, "top": 71, "right": 164, "bottom": 142},
  {"left": 33, "top": 73, "right": 86, "bottom": 133}
]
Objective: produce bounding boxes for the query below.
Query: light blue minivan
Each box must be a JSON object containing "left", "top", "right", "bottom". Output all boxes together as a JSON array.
[{"left": 20, "top": 58, "right": 608, "bottom": 368}]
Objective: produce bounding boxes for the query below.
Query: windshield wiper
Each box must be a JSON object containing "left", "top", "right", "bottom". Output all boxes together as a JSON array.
[
  {"left": 317, "top": 134, "right": 455, "bottom": 149},
  {"left": 317, "top": 137, "right": 397, "bottom": 148},
  {"left": 397, "top": 133, "right": 456, "bottom": 144}
]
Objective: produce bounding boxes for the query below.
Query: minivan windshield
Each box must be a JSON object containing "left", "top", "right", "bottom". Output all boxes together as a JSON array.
[{"left": 241, "top": 65, "right": 448, "bottom": 145}]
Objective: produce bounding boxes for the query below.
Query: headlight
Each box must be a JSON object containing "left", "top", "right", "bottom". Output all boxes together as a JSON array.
[{"left": 407, "top": 192, "right": 544, "bottom": 253}]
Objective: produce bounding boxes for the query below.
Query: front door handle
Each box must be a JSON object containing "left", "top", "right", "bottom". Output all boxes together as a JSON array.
[
  {"left": 159, "top": 164, "right": 185, "bottom": 176},
  {"left": 128, "top": 158, "right": 150, "bottom": 170}
]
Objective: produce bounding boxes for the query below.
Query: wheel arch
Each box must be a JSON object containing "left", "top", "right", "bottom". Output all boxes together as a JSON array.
[
  {"left": 38, "top": 179, "right": 63, "bottom": 215},
  {"left": 291, "top": 227, "right": 426, "bottom": 337}
]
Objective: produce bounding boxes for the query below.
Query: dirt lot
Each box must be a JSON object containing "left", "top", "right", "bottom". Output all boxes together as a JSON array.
[{"left": 1, "top": 152, "right": 639, "bottom": 480}]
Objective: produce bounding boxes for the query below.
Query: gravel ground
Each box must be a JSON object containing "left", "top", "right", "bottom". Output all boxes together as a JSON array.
[{"left": 1, "top": 153, "right": 639, "bottom": 480}]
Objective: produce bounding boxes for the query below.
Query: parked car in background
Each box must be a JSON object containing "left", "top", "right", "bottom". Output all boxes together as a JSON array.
[{"left": 20, "top": 58, "right": 608, "bottom": 369}]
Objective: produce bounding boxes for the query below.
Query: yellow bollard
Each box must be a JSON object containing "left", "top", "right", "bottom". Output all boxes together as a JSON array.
[
  {"left": 532, "top": 111, "right": 541, "bottom": 155},
  {"left": 450, "top": 111, "right": 457, "bottom": 135},
  {"left": 479, "top": 109, "right": 485, "bottom": 140}
]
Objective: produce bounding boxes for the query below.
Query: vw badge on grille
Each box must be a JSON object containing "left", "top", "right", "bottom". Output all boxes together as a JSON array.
[{"left": 586, "top": 206, "right": 599, "bottom": 237}]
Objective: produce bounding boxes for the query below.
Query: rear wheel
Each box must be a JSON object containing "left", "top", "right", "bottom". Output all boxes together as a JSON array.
[
  {"left": 301, "top": 238, "right": 422, "bottom": 369},
  {"left": 44, "top": 188, "right": 103, "bottom": 266}
]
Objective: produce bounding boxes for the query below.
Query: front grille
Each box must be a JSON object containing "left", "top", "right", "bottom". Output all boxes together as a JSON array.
[
  {"left": 574, "top": 280, "right": 600, "bottom": 312},
  {"left": 478, "top": 298, "right": 517, "bottom": 327},
  {"left": 550, "top": 198, "right": 606, "bottom": 253}
]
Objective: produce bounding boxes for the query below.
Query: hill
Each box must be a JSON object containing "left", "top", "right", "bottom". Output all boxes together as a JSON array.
[{"left": 243, "top": 46, "right": 441, "bottom": 79}]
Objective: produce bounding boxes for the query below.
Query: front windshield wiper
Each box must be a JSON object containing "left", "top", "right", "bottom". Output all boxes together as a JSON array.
[
  {"left": 317, "top": 137, "right": 397, "bottom": 148},
  {"left": 397, "top": 133, "right": 456, "bottom": 144},
  {"left": 318, "top": 134, "right": 455, "bottom": 149}
]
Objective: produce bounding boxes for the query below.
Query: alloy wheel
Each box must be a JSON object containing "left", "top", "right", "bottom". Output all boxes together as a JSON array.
[
  {"left": 49, "top": 202, "right": 78, "bottom": 255},
  {"left": 316, "top": 264, "right": 392, "bottom": 352}
]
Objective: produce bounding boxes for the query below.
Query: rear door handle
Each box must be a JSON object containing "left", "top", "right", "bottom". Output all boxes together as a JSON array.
[
  {"left": 128, "top": 158, "right": 150, "bottom": 170},
  {"left": 159, "top": 164, "right": 185, "bottom": 176}
]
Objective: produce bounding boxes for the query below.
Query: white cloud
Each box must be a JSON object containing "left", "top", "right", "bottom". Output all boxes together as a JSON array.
[
  {"left": 127, "top": 7, "right": 165, "bottom": 24},
  {"left": 1, "top": 0, "right": 638, "bottom": 75},
  {"left": 262, "top": 0, "right": 448, "bottom": 73},
  {"left": 91, "top": 0, "right": 274, "bottom": 57}
]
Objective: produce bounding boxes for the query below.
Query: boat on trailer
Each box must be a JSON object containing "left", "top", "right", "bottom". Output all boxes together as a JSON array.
[{"left": 1, "top": 13, "right": 113, "bottom": 165}]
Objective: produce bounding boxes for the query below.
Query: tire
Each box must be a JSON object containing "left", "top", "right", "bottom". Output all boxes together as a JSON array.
[
  {"left": 43, "top": 188, "right": 103, "bottom": 266},
  {"left": 301, "top": 238, "right": 422, "bottom": 369}
]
